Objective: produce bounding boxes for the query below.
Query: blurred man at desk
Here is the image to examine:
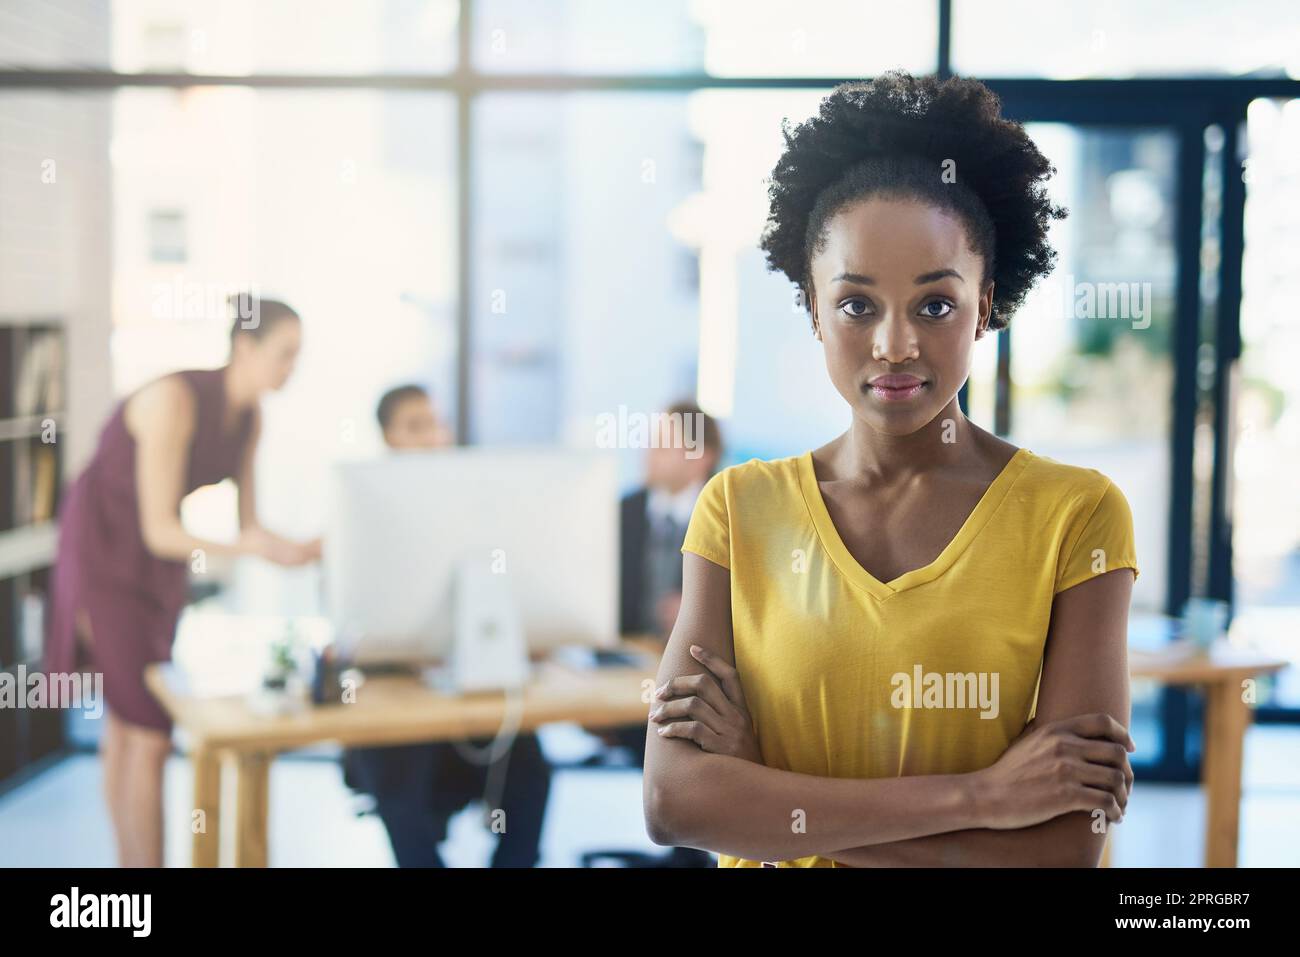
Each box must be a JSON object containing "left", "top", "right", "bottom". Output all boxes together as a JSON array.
[
  {"left": 587, "top": 400, "right": 721, "bottom": 866},
  {"left": 619, "top": 400, "right": 723, "bottom": 639},
  {"left": 341, "top": 383, "right": 553, "bottom": 867}
]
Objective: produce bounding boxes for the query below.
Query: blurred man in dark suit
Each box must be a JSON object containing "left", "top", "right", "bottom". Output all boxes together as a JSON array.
[
  {"left": 598, "top": 400, "right": 721, "bottom": 865},
  {"left": 619, "top": 400, "right": 723, "bottom": 639}
]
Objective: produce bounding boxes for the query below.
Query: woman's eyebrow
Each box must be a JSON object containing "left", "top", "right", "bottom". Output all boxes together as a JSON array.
[
  {"left": 915, "top": 268, "right": 964, "bottom": 284},
  {"left": 830, "top": 268, "right": 964, "bottom": 285}
]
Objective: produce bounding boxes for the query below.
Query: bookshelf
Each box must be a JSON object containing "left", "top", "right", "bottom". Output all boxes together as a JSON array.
[{"left": 0, "top": 317, "right": 66, "bottom": 783}]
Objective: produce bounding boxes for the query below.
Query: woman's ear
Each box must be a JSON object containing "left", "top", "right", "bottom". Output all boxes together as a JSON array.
[
  {"left": 806, "top": 286, "right": 822, "bottom": 341},
  {"left": 974, "top": 280, "right": 996, "bottom": 340}
]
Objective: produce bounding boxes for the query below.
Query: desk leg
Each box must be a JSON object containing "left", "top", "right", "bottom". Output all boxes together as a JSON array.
[
  {"left": 1202, "top": 679, "right": 1250, "bottom": 868},
  {"left": 234, "top": 751, "right": 270, "bottom": 868},
  {"left": 191, "top": 748, "right": 221, "bottom": 868}
]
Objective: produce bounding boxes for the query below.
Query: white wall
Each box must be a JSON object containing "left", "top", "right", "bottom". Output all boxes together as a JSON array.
[{"left": 0, "top": 0, "right": 113, "bottom": 474}]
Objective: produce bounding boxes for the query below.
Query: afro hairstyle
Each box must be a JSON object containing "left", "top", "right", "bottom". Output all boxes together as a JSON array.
[{"left": 760, "top": 70, "right": 1067, "bottom": 331}]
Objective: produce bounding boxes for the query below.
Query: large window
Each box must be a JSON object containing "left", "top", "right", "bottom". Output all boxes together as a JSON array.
[
  {"left": 470, "top": 93, "right": 703, "bottom": 455},
  {"left": 471, "top": 88, "right": 854, "bottom": 478},
  {"left": 953, "top": 0, "right": 1300, "bottom": 79},
  {"left": 1233, "top": 98, "right": 1300, "bottom": 709},
  {"left": 470, "top": 0, "right": 936, "bottom": 76},
  {"left": 1008, "top": 126, "right": 1177, "bottom": 616}
]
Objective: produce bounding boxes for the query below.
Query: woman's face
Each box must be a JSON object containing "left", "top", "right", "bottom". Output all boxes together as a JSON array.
[
  {"left": 236, "top": 318, "right": 302, "bottom": 394},
  {"left": 808, "top": 195, "right": 994, "bottom": 437}
]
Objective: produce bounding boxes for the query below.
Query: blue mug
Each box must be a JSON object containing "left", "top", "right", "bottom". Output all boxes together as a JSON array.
[{"left": 1181, "top": 598, "right": 1229, "bottom": 648}]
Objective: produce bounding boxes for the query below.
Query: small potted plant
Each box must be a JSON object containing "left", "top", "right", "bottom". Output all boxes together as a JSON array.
[{"left": 250, "top": 623, "right": 307, "bottom": 715}]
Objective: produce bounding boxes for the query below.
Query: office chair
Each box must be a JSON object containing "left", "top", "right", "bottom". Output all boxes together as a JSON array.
[{"left": 565, "top": 732, "right": 715, "bottom": 868}]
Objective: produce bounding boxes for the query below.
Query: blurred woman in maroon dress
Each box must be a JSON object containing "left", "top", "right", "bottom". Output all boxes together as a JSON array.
[{"left": 45, "top": 294, "right": 320, "bottom": 866}]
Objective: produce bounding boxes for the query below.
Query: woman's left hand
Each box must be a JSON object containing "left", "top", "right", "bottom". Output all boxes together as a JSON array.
[{"left": 650, "top": 644, "right": 762, "bottom": 763}]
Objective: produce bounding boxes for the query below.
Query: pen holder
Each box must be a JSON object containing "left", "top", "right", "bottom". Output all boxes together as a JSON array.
[{"left": 311, "top": 646, "right": 355, "bottom": 706}]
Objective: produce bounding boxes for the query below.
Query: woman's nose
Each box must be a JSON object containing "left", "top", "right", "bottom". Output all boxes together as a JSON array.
[{"left": 871, "top": 312, "right": 919, "bottom": 362}]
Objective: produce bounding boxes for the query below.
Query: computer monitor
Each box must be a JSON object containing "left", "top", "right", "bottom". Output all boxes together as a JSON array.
[{"left": 324, "top": 447, "right": 619, "bottom": 663}]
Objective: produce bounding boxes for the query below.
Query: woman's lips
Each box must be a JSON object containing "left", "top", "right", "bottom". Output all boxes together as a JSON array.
[{"left": 867, "top": 377, "right": 927, "bottom": 402}]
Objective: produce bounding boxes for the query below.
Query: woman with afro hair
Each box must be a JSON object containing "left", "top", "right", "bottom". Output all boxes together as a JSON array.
[{"left": 643, "top": 71, "right": 1141, "bottom": 867}]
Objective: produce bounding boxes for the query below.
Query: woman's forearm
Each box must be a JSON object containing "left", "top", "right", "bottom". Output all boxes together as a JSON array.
[
  {"left": 645, "top": 748, "right": 985, "bottom": 862},
  {"left": 826, "top": 812, "right": 1104, "bottom": 867},
  {"left": 251, "top": 526, "right": 297, "bottom": 549},
  {"left": 142, "top": 521, "right": 244, "bottom": 564}
]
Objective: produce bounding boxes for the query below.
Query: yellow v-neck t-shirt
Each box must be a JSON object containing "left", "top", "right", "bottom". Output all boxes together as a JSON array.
[{"left": 679, "top": 447, "right": 1139, "bottom": 868}]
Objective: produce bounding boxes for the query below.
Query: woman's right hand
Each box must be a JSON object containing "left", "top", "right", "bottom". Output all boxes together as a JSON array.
[
  {"left": 974, "top": 712, "right": 1134, "bottom": 830},
  {"left": 239, "top": 526, "right": 318, "bottom": 567}
]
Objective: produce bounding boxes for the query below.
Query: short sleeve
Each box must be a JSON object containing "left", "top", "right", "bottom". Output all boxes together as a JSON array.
[
  {"left": 1054, "top": 478, "right": 1140, "bottom": 594},
  {"left": 680, "top": 469, "right": 731, "bottom": 570}
]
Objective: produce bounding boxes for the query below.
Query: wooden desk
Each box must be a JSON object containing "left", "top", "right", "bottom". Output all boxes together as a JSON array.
[
  {"left": 1115, "top": 641, "right": 1288, "bottom": 868},
  {"left": 145, "top": 638, "right": 664, "bottom": 867}
]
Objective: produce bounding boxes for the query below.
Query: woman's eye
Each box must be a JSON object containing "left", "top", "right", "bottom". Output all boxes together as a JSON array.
[
  {"left": 921, "top": 300, "right": 954, "bottom": 319},
  {"left": 840, "top": 299, "right": 871, "bottom": 318}
]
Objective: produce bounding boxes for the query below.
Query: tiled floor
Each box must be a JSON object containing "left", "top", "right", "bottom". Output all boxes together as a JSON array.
[{"left": 2, "top": 723, "right": 1297, "bottom": 867}]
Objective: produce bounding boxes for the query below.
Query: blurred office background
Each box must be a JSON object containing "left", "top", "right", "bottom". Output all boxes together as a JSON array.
[{"left": 1, "top": 0, "right": 1298, "bottom": 865}]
